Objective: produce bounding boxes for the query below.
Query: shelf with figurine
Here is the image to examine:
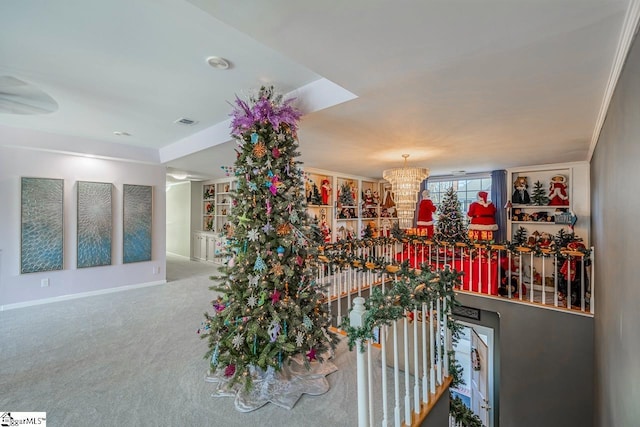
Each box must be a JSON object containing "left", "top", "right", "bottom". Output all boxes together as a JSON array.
[
  {"left": 505, "top": 163, "right": 590, "bottom": 245},
  {"left": 304, "top": 172, "right": 333, "bottom": 206},
  {"left": 510, "top": 172, "right": 571, "bottom": 208}
]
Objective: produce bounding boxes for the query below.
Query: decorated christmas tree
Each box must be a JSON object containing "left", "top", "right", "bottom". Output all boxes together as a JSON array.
[
  {"left": 531, "top": 180, "right": 549, "bottom": 206},
  {"left": 202, "top": 87, "right": 338, "bottom": 401},
  {"left": 338, "top": 182, "right": 355, "bottom": 206},
  {"left": 434, "top": 187, "right": 467, "bottom": 243},
  {"left": 513, "top": 226, "right": 528, "bottom": 246}
]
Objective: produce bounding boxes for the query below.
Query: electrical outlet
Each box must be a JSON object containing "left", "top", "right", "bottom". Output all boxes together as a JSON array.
[{"left": 41, "top": 278, "right": 49, "bottom": 287}]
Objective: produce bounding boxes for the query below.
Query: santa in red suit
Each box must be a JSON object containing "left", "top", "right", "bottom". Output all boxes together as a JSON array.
[
  {"left": 417, "top": 190, "right": 437, "bottom": 237},
  {"left": 467, "top": 191, "right": 498, "bottom": 241}
]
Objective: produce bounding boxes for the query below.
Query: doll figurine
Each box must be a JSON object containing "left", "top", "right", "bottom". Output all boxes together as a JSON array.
[
  {"left": 416, "top": 189, "right": 437, "bottom": 237},
  {"left": 548, "top": 175, "right": 569, "bottom": 206}
]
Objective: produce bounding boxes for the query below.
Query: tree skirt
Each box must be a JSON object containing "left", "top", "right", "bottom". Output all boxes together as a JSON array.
[{"left": 205, "top": 354, "right": 338, "bottom": 412}]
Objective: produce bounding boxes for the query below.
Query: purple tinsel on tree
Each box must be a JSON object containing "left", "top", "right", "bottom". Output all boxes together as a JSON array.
[{"left": 230, "top": 87, "right": 301, "bottom": 136}]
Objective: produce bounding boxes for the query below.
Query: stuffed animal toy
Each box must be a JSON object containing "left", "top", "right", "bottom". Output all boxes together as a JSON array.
[{"left": 512, "top": 176, "right": 531, "bottom": 204}]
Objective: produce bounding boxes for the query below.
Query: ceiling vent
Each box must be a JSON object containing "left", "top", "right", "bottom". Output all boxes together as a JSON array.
[{"left": 174, "top": 117, "right": 198, "bottom": 126}]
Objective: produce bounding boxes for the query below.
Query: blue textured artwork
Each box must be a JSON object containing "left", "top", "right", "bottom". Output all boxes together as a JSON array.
[
  {"left": 123, "top": 184, "right": 152, "bottom": 263},
  {"left": 21, "top": 177, "right": 64, "bottom": 274},
  {"left": 77, "top": 181, "right": 112, "bottom": 268}
]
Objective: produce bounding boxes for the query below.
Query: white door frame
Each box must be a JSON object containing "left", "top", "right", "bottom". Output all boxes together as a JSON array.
[{"left": 457, "top": 320, "right": 495, "bottom": 427}]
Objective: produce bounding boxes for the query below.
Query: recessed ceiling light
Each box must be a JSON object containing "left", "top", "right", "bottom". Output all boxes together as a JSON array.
[
  {"left": 113, "top": 131, "right": 131, "bottom": 136},
  {"left": 206, "top": 56, "right": 230, "bottom": 70}
]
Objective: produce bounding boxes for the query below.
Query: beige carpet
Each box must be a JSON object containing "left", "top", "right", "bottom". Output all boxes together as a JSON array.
[{"left": 0, "top": 254, "right": 357, "bottom": 427}]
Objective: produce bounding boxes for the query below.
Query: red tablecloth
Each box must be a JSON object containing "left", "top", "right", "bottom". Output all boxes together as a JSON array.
[{"left": 395, "top": 245, "right": 499, "bottom": 295}]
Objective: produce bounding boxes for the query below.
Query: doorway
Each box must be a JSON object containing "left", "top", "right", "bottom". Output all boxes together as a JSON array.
[{"left": 452, "top": 321, "right": 495, "bottom": 427}]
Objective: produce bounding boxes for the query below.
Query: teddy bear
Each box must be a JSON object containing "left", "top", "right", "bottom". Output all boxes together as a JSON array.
[{"left": 512, "top": 176, "right": 531, "bottom": 204}]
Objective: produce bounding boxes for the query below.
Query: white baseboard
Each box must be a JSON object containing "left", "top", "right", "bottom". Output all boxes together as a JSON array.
[
  {"left": 166, "top": 251, "right": 191, "bottom": 260},
  {"left": 0, "top": 279, "right": 167, "bottom": 311}
]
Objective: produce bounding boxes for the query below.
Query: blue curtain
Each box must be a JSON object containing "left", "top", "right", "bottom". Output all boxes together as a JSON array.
[{"left": 491, "top": 169, "right": 507, "bottom": 242}]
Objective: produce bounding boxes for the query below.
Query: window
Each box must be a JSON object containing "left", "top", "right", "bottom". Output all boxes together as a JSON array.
[{"left": 427, "top": 175, "right": 492, "bottom": 224}]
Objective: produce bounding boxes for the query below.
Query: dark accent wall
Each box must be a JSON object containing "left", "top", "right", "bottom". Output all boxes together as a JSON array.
[
  {"left": 591, "top": 31, "right": 640, "bottom": 426},
  {"left": 457, "top": 294, "right": 593, "bottom": 427}
]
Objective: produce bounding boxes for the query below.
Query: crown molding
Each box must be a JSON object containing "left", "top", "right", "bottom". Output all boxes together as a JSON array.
[{"left": 589, "top": 0, "right": 640, "bottom": 161}]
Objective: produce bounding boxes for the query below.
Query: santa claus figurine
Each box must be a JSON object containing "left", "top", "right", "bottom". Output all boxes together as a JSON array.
[
  {"left": 416, "top": 189, "right": 437, "bottom": 237},
  {"left": 467, "top": 191, "right": 498, "bottom": 241},
  {"left": 320, "top": 178, "right": 332, "bottom": 205},
  {"left": 548, "top": 175, "right": 569, "bottom": 206}
]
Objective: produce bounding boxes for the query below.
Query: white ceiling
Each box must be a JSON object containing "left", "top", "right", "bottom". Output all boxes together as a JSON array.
[{"left": 0, "top": 0, "right": 636, "bottom": 181}]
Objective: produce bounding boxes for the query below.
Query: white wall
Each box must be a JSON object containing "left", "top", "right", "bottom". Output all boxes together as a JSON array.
[
  {"left": 0, "top": 143, "right": 167, "bottom": 309},
  {"left": 166, "top": 181, "right": 191, "bottom": 257}
]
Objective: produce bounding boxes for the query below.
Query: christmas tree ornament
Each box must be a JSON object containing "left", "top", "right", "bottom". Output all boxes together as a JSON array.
[
  {"left": 268, "top": 321, "right": 281, "bottom": 342},
  {"left": 277, "top": 246, "right": 285, "bottom": 258},
  {"left": 296, "top": 331, "right": 305, "bottom": 347},
  {"left": 271, "top": 289, "right": 281, "bottom": 305},
  {"left": 253, "top": 255, "right": 267, "bottom": 272},
  {"left": 262, "top": 222, "right": 274, "bottom": 234},
  {"left": 248, "top": 274, "right": 259, "bottom": 287},
  {"left": 290, "top": 210, "right": 300, "bottom": 224},
  {"left": 232, "top": 333, "right": 245, "bottom": 350},
  {"left": 211, "top": 343, "right": 220, "bottom": 366},
  {"left": 224, "top": 364, "right": 236, "bottom": 377},
  {"left": 251, "top": 132, "right": 259, "bottom": 144},
  {"left": 303, "top": 315, "right": 313, "bottom": 330},
  {"left": 306, "top": 348, "right": 316, "bottom": 361},
  {"left": 247, "top": 294, "right": 257, "bottom": 308},
  {"left": 253, "top": 141, "right": 267, "bottom": 158},
  {"left": 272, "top": 147, "right": 281, "bottom": 158},
  {"left": 258, "top": 292, "right": 266, "bottom": 306},
  {"left": 247, "top": 229, "right": 260, "bottom": 242},
  {"left": 271, "top": 263, "right": 284, "bottom": 276},
  {"left": 277, "top": 223, "right": 291, "bottom": 236}
]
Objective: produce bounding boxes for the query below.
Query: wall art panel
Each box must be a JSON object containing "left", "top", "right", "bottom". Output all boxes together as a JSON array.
[
  {"left": 77, "top": 181, "right": 112, "bottom": 268},
  {"left": 123, "top": 184, "right": 152, "bottom": 263},
  {"left": 21, "top": 177, "right": 64, "bottom": 274}
]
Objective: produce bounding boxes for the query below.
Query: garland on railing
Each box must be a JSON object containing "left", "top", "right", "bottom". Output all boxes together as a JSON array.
[
  {"left": 323, "top": 231, "right": 591, "bottom": 263},
  {"left": 339, "top": 261, "right": 462, "bottom": 352}
]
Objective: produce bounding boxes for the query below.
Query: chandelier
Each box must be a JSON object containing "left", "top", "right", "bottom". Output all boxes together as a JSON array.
[{"left": 383, "top": 154, "right": 430, "bottom": 229}]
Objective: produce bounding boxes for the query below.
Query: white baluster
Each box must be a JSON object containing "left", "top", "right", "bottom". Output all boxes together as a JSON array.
[
  {"left": 530, "top": 251, "right": 534, "bottom": 303},
  {"left": 337, "top": 268, "right": 342, "bottom": 326},
  {"left": 393, "top": 320, "right": 401, "bottom": 427},
  {"left": 403, "top": 315, "right": 411, "bottom": 424},
  {"left": 368, "top": 340, "right": 374, "bottom": 427},
  {"left": 350, "top": 297, "right": 369, "bottom": 427},
  {"left": 436, "top": 297, "right": 442, "bottom": 384},
  {"left": 429, "top": 301, "right": 435, "bottom": 394},
  {"left": 421, "top": 304, "right": 428, "bottom": 403},
  {"left": 381, "top": 326, "right": 389, "bottom": 427},
  {"left": 542, "top": 253, "right": 547, "bottom": 305},
  {"left": 518, "top": 252, "right": 523, "bottom": 300}
]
